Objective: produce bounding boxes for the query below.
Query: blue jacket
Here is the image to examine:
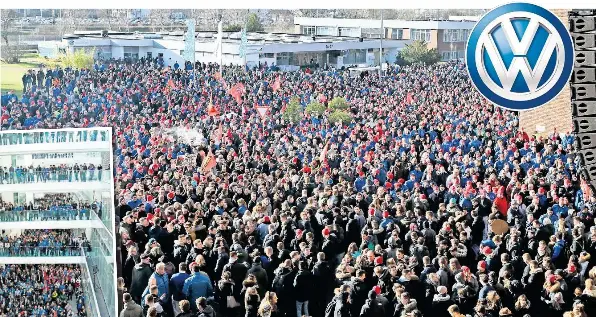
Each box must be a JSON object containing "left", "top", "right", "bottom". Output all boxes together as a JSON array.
[
  {"left": 169, "top": 272, "right": 190, "bottom": 301},
  {"left": 552, "top": 240, "right": 565, "bottom": 260},
  {"left": 182, "top": 272, "right": 213, "bottom": 309}
]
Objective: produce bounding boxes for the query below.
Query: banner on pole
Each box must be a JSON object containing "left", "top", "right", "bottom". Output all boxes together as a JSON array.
[
  {"left": 239, "top": 28, "right": 248, "bottom": 58},
  {"left": 184, "top": 19, "right": 196, "bottom": 62}
]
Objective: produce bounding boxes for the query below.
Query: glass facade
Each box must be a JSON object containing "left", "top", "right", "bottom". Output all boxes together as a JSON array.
[
  {"left": 0, "top": 207, "right": 100, "bottom": 222},
  {"left": 0, "top": 170, "right": 111, "bottom": 184},
  {"left": 0, "top": 246, "right": 82, "bottom": 256},
  {"left": 0, "top": 127, "right": 115, "bottom": 317},
  {"left": 0, "top": 129, "right": 109, "bottom": 145},
  {"left": 343, "top": 49, "right": 367, "bottom": 64},
  {"left": 87, "top": 227, "right": 115, "bottom": 317}
]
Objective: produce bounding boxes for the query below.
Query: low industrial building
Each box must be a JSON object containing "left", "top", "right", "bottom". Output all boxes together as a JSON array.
[{"left": 38, "top": 30, "right": 411, "bottom": 69}]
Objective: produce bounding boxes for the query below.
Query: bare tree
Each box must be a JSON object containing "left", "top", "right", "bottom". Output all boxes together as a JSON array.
[
  {"left": 149, "top": 9, "right": 172, "bottom": 32},
  {"left": 97, "top": 9, "right": 114, "bottom": 30},
  {"left": 0, "top": 9, "right": 22, "bottom": 63}
]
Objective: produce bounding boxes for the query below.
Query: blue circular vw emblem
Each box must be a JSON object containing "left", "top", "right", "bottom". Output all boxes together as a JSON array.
[{"left": 466, "top": 3, "right": 574, "bottom": 111}]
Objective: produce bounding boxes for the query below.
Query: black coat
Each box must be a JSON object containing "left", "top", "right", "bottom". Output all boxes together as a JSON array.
[
  {"left": 129, "top": 263, "right": 153, "bottom": 301},
  {"left": 431, "top": 294, "right": 455, "bottom": 317},
  {"left": 334, "top": 294, "right": 352, "bottom": 317},
  {"left": 313, "top": 260, "right": 334, "bottom": 294},
  {"left": 350, "top": 279, "right": 368, "bottom": 316},
  {"left": 248, "top": 263, "right": 269, "bottom": 291},
  {"left": 359, "top": 299, "right": 385, "bottom": 317},
  {"left": 224, "top": 261, "right": 250, "bottom": 295},
  {"left": 293, "top": 270, "right": 315, "bottom": 302}
]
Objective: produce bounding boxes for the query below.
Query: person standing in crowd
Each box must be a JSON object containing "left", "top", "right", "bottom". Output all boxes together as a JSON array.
[
  {"left": 121, "top": 293, "right": 144, "bottom": 317},
  {"left": 5, "top": 58, "right": 596, "bottom": 317}
]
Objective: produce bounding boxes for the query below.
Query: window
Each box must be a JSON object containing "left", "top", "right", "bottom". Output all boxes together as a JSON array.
[
  {"left": 316, "top": 26, "right": 335, "bottom": 36},
  {"left": 391, "top": 29, "right": 404, "bottom": 39},
  {"left": 463, "top": 29, "right": 470, "bottom": 42},
  {"left": 411, "top": 29, "right": 431, "bottom": 42},
  {"left": 259, "top": 53, "right": 274, "bottom": 58},
  {"left": 146, "top": 52, "right": 152, "bottom": 59},
  {"left": 361, "top": 28, "right": 382, "bottom": 39},
  {"left": 441, "top": 51, "right": 460, "bottom": 61},
  {"left": 276, "top": 52, "right": 293, "bottom": 65},
  {"left": 442, "top": 29, "right": 471, "bottom": 42},
  {"left": 338, "top": 27, "right": 358, "bottom": 37},
  {"left": 343, "top": 49, "right": 367, "bottom": 64},
  {"left": 123, "top": 52, "right": 139, "bottom": 60},
  {"left": 303, "top": 26, "right": 316, "bottom": 35}
]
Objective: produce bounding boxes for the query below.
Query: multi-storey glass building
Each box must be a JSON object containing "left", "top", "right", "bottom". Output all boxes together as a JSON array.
[{"left": 0, "top": 127, "right": 116, "bottom": 317}]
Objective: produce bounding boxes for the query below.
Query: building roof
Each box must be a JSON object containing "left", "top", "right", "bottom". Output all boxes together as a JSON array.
[
  {"left": 293, "top": 17, "right": 477, "bottom": 30},
  {"left": 68, "top": 29, "right": 393, "bottom": 45}
]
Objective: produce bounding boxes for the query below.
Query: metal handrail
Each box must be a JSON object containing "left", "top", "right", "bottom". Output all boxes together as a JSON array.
[{"left": 81, "top": 247, "right": 104, "bottom": 317}]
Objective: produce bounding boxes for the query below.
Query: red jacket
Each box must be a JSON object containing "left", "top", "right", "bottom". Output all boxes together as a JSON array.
[{"left": 494, "top": 196, "right": 509, "bottom": 217}]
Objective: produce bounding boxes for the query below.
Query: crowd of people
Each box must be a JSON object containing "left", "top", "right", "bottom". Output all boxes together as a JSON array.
[
  {"left": 2, "top": 57, "right": 596, "bottom": 317},
  {"left": 0, "top": 163, "right": 105, "bottom": 184},
  {"left": 0, "top": 230, "right": 86, "bottom": 257},
  {"left": 0, "top": 264, "right": 87, "bottom": 317},
  {"left": 0, "top": 195, "right": 99, "bottom": 221}
]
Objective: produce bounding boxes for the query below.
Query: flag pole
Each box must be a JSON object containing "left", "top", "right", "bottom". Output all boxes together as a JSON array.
[
  {"left": 243, "top": 9, "right": 249, "bottom": 69},
  {"left": 218, "top": 19, "right": 223, "bottom": 75},
  {"left": 379, "top": 9, "right": 384, "bottom": 79}
]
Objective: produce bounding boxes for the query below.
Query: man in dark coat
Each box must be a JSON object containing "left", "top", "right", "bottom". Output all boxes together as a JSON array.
[
  {"left": 248, "top": 256, "right": 269, "bottom": 293},
  {"left": 294, "top": 260, "right": 316, "bottom": 317},
  {"left": 349, "top": 270, "right": 369, "bottom": 317},
  {"left": 313, "top": 252, "right": 334, "bottom": 317},
  {"left": 129, "top": 254, "right": 153, "bottom": 303},
  {"left": 123, "top": 245, "right": 140, "bottom": 288},
  {"left": 359, "top": 290, "right": 385, "bottom": 317}
]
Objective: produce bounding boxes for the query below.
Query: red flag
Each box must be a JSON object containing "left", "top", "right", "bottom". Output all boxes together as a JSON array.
[
  {"left": 272, "top": 77, "right": 281, "bottom": 92},
  {"left": 229, "top": 83, "right": 245, "bottom": 103},
  {"left": 319, "top": 139, "right": 330, "bottom": 162},
  {"left": 207, "top": 103, "right": 219, "bottom": 117},
  {"left": 201, "top": 152, "right": 217, "bottom": 173},
  {"left": 212, "top": 123, "right": 223, "bottom": 144}
]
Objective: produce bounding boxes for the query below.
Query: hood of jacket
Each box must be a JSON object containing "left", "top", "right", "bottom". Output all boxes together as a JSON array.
[
  {"left": 200, "top": 305, "right": 215, "bottom": 317},
  {"left": 433, "top": 293, "right": 451, "bottom": 302}
]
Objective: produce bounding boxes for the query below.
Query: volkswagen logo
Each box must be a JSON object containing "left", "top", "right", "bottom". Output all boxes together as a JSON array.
[{"left": 466, "top": 3, "right": 574, "bottom": 111}]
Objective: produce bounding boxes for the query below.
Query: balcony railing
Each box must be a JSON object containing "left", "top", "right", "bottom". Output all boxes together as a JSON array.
[
  {"left": 0, "top": 208, "right": 99, "bottom": 222},
  {"left": 0, "top": 170, "right": 111, "bottom": 184},
  {"left": 0, "top": 129, "right": 110, "bottom": 145},
  {"left": 0, "top": 246, "right": 83, "bottom": 257}
]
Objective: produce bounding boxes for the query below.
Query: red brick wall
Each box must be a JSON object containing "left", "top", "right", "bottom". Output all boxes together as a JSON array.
[{"left": 518, "top": 9, "right": 572, "bottom": 135}]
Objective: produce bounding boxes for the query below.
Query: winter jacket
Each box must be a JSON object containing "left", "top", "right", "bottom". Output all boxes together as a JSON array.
[
  {"left": 129, "top": 263, "right": 153, "bottom": 301},
  {"left": 119, "top": 300, "right": 143, "bottom": 317},
  {"left": 198, "top": 305, "right": 216, "bottom": 317},
  {"left": 359, "top": 298, "right": 385, "bottom": 317},
  {"left": 248, "top": 263, "right": 269, "bottom": 291},
  {"left": 334, "top": 293, "right": 352, "bottom": 317},
  {"left": 432, "top": 294, "right": 455, "bottom": 317},
  {"left": 169, "top": 272, "right": 190, "bottom": 302},
  {"left": 293, "top": 269, "right": 315, "bottom": 302},
  {"left": 183, "top": 272, "right": 214, "bottom": 310}
]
